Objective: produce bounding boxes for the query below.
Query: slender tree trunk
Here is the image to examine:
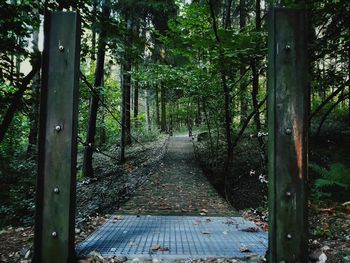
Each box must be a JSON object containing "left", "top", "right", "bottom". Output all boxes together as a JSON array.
[
  {"left": 120, "top": 57, "right": 132, "bottom": 162},
  {"left": 146, "top": 89, "right": 151, "bottom": 131},
  {"left": 251, "top": 0, "right": 261, "bottom": 133},
  {"left": 221, "top": 72, "right": 233, "bottom": 163},
  {"left": 82, "top": 0, "right": 110, "bottom": 177},
  {"left": 195, "top": 98, "right": 201, "bottom": 126},
  {"left": 160, "top": 85, "right": 167, "bottom": 132},
  {"left": 155, "top": 86, "right": 160, "bottom": 127},
  {"left": 134, "top": 81, "right": 139, "bottom": 128},
  {"left": 27, "top": 31, "right": 40, "bottom": 156},
  {"left": 120, "top": 18, "right": 133, "bottom": 163},
  {"left": 348, "top": 43, "right": 350, "bottom": 126},
  {"left": 91, "top": 0, "right": 98, "bottom": 61},
  {"left": 124, "top": 62, "right": 132, "bottom": 145},
  {"left": 239, "top": 0, "right": 247, "bottom": 124},
  {"left": 99, "top": 76, "right": 106, "bottom": 145}
]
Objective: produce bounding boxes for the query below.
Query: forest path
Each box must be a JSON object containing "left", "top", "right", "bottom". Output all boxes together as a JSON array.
[
  {"left": 120, "top": 135, "right": 235, "bottom": 216},
  {"left": 77, "top": 136, "right": 268, "bottom": 260}
]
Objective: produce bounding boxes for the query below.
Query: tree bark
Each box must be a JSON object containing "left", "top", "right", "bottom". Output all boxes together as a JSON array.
[
  {"left": 27, "top": 30, "right": 40, "bottom": 156},
  {"left": 155, "top": 86, "right": 160, "bottom": 127},
  {"left": 90, "top": 0, "right": 98, "bottom": 61},
  {"left": 160, "top": 84, "right": 167, "bottom": 132},
  {"left": 251, "top": 0, "right": 262, "bottom": 133},
  {"left": 146, "top": 89, "right": 151, "bottom": 131},
  {"left": 239, "top": 0, "right": 248, "bottom": 124},
  {"left": 99, "top": 76, "right": 106, "bottom": 145},
  {"left": 134, "top": 81, "right": 139, "bottom": 128},
  {"left": 120, "top": 17, "right": 132, "bottom": 163},
  {"left": 82, "top": 0, "right": 110, "bottom": 177}
]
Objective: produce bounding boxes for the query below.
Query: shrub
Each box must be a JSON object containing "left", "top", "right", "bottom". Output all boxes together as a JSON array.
[{"left": 309, "top": 162, "right": 350, "bottom": 200}]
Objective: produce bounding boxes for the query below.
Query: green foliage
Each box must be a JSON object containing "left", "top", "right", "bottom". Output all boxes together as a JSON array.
[
  {"left": 310, "top": 162, "right": 350, "bottom": 200},
  {"left": 0, "top": 157, "right": 36, "bottom": 227}
]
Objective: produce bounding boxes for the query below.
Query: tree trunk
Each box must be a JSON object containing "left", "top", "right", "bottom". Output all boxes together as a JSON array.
[
  {"left": 27, "top": 30, "right": 40, "bottom": 156},
  {"left": 348, "top": 43, "right": 350, "bottom": 126},
  {"left": 124, "top": 62, "right": 132, "bottom": 145},
  {"left": 91, "top": 0, "right": 98, "bottom": 61},
  {"left": 221, "top": 72, "right": 234, "bottom": 163},
  {"left": 251, "top": 0, "right": 261, "bottom": 133},
  {"left": 120, "top": 18, "right": 132, "bottom": 163},
  {"left": 239, "top": 0, "right": 247, "bottom": 124},
  {"left": 160, "top": 85, "right": 167, "bottom": 132},
  {"left": 99, "top": 76, "right": 106, "bottom": 145},
  {"left": 134, "top": 81, "right": 139, "bottom": 128},
  {"left": 195, "top": 98, "right": 201, "bottom": 126},
  {"left": 82, "top": 0, "right": 110, "bottom": 178},
  {"left": 146, "top": 89, "right": 151, "bottom": 131},
  {"left": 155, "top": 86, "right": 160, "bottom": 127}
]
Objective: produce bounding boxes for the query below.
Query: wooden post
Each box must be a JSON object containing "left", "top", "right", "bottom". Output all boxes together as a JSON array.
[
  {"left": 34, "top": 11, "right": 81, "bottom": 263},
  {"left": 267, "top": 7, "right": 308, "bottom": 262}
]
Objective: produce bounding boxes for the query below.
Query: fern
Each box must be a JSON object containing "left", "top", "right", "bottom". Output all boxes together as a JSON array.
[{"left": 309, "top": 162, "right": 350, "bottom": 198}]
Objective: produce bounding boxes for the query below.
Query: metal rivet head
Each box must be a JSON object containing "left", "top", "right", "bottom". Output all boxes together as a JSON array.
[
  {"left": 285, "top": 44, "right": 291, "bottom": 51},
  {"left": 286, "top": 191, "right": 292, "bottom": 197},
  {"left": 51, "top": 231, "right": 58, "bottom": 238},
  {"left": 55, "top": 125, "right": 62, "bottom": 132},
  {"left": 59, "top": 45, "right": 64, "bottom": 52},
  {"left": 285, "top": 128, "right": 292, "bottom": 135},
  {"left": 53, "top": 187, "right": 60, "bottom": 194},
  {"left": 286, "top": 233, "right": 292, "bottom": 239}
]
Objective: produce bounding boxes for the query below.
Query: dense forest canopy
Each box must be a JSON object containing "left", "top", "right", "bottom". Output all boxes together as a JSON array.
[{"left": 0, "top": 0, "right": 349, "bottom": 230}]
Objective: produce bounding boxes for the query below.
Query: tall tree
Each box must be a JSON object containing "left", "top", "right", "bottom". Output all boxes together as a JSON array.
[
  {"left": 82, "top": 0, "right": 110, "bottom": 178},
  {"left": 251, "top": 0, "right": 262, "bottom": 133},
  {"left": 239, "top": 0, "right": 248, "bottom": 124},
  {"left": 27, "top": 29, "right": 40, "bottom": 156}
]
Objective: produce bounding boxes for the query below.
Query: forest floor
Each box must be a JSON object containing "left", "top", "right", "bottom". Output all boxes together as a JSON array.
[{"left": 0, "top": 134, "right": 169, "bottom": 263}]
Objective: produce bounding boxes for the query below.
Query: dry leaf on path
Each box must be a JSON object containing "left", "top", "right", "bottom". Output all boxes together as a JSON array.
[
  {"left": 150, "top": 245, "right": 161, "bottom": 251},
  {"left": 239, "top": 245, "right": 251, "bottom": 252},
  {"left": 240, "top": 227, "right": 259, "bottom": 232}
]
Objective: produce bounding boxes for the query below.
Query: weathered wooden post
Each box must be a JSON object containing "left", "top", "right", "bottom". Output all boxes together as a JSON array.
[
  {"left": 267, "top": 7, "right": 308, "bottom": 262},
  {"left": 33, "top": 11, "right": 81, "bottom": 263}
]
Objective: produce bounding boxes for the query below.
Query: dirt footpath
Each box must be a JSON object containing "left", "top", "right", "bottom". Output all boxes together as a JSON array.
[{"left": 120, "top": 135, "right": 236, "bottom": 216}]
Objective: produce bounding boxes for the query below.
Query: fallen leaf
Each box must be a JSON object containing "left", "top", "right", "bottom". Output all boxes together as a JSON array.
[
  {"left": 240, "top": 227, "right": 259, "bottom": 232},
  {"left": 240, "top": 246, "right": 251, "bottom": 252},
  {"left": 150, "top": 245, "right": 161, "bottom": 251},
  {"left": 201, "top": 209, "right": 209, "bottom": 213},
  {"left": 201, "top": 231, "right": 212, "bottom": 235}
]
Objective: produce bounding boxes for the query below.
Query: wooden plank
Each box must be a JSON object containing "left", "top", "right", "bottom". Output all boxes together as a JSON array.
[
  {"left": 267, "top": 7, "right": 308, "bottom": 262},
  {"left": 33, "top": 11, "right": 81, "bottom": 263}
]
